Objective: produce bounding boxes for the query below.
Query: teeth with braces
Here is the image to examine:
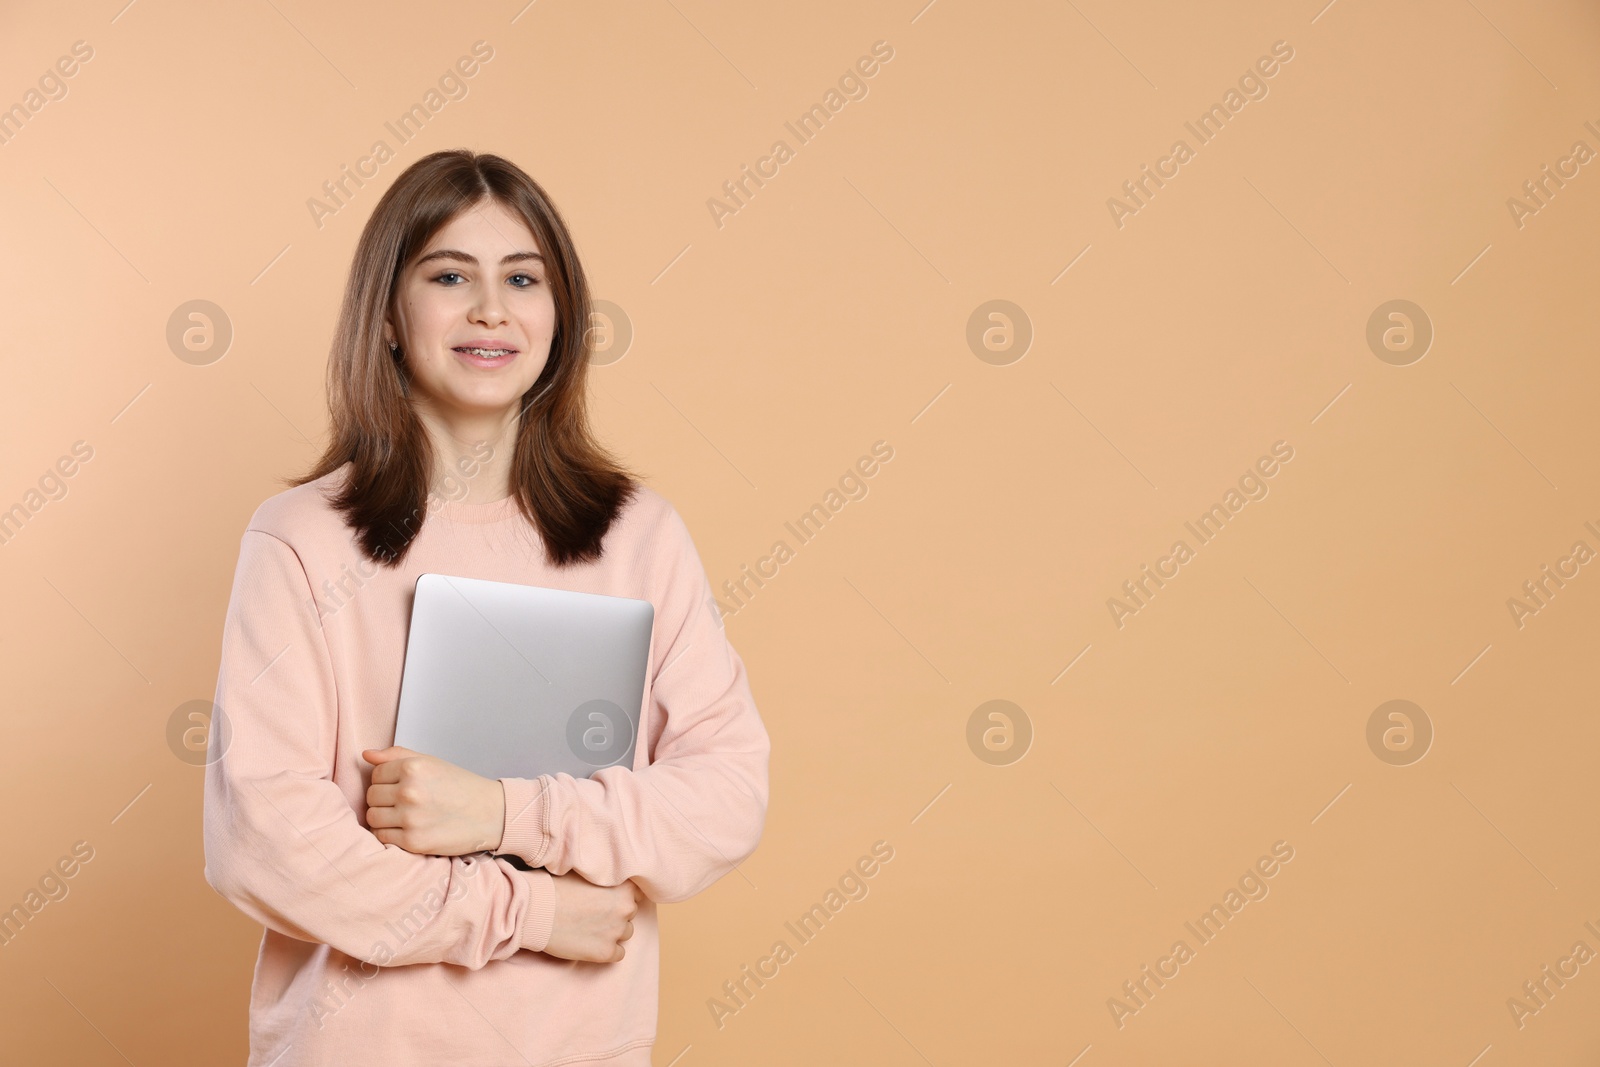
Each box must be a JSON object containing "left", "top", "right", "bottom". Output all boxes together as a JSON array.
[{"left": 458, "top": 347, "right": 512, "bottom": 357}]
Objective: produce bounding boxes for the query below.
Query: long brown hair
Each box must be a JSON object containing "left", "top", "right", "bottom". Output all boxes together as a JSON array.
[{"left": 293, "top": 149, "right": 639, "bottom": 568}]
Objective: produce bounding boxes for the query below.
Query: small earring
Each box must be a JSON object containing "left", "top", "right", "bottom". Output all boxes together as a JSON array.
[{"left": 389, "top": 342, "right": 399, "bottom": 355}]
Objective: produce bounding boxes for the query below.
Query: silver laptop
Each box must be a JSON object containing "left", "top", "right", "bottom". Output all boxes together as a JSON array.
[{"left": 392, "top": 573, "right": 655, "bottom": 787}]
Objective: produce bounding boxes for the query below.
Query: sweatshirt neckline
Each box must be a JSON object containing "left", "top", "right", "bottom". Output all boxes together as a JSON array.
[{"left": 440, "top": 494, "right": 519, "bottom": 524}]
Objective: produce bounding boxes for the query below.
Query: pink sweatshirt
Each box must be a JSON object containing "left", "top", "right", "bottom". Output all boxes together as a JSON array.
[{"left": 202, "top": 466, "right": 770, "bottom": 1066}]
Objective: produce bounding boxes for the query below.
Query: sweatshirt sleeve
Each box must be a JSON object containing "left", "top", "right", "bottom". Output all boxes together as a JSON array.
[
  {"left": 202, "top": 529, "right": 557, "bottom": 966},
  {"left": 495, "top": 504, "right": 771, "bottom": 903}
]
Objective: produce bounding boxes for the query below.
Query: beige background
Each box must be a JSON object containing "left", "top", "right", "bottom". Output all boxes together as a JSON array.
[{"left": 2, "top": 0, "right": 1598, "bottom": 1062}]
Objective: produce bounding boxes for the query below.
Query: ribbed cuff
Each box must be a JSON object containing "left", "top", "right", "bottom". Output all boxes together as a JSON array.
[
  {"left": 498, "top": 776, "right": 552, "bottom": 865},
  {"left": 517, "top": 867, "right": 557, "bottom": 953}
]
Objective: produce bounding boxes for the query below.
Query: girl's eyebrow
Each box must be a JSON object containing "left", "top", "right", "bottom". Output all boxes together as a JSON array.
[{"left": 414, "top": 249, "right": 544, "bottom": 266}]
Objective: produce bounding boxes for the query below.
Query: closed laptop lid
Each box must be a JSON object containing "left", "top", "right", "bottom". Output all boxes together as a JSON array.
[{"left": 392, "top": 573, "right": 655, "bottom": 783}]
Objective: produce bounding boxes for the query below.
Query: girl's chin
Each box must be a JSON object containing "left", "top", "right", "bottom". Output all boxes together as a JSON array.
[{"left": 413, "top": 389, "right": 537, "bottom": 420}]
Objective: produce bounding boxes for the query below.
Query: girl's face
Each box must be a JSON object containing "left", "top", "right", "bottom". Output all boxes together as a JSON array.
[{"left": 385, "top": 198, "right": 556, "bottom": 425}]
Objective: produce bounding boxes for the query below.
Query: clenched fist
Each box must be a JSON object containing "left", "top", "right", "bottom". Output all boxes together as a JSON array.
[
  {"left": 361, "top": 745, "right": 505, "bottom": 856},
  {"left": 543, "top": 873, "right": 642, "bottom": 963}
]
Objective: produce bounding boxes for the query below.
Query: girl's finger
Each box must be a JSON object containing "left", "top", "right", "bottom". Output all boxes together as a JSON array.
[
  {"left": 366, "top": 806, "right": 405, "bottom": 829},
  {"left": 365, "top": 783, "right": 400, "bottom": 807}
]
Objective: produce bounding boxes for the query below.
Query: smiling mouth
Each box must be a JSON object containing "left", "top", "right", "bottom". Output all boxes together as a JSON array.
[{"left": 454, "top": 346, "right": 516, "bottom": 360}]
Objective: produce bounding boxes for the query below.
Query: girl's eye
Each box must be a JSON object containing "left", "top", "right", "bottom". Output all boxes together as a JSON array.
[{"left": 433, "top": 271, "right": 540, "bottom": 287}]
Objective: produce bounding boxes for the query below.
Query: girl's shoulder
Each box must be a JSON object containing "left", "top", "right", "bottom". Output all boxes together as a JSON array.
[
  {"left": 241, "top": 465, "right": 354, "bottom": 548},
  {"left": 608, "top": 480, "right": 696, "bottom": 555}
]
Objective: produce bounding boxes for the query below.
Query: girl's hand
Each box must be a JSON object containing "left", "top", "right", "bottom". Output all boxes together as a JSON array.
[
  {"left": 361, "top": 746, "right": 505, "bottom": 857},
  {"left": 543, "top": 873, "right": 641, "bottom": 963}
]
